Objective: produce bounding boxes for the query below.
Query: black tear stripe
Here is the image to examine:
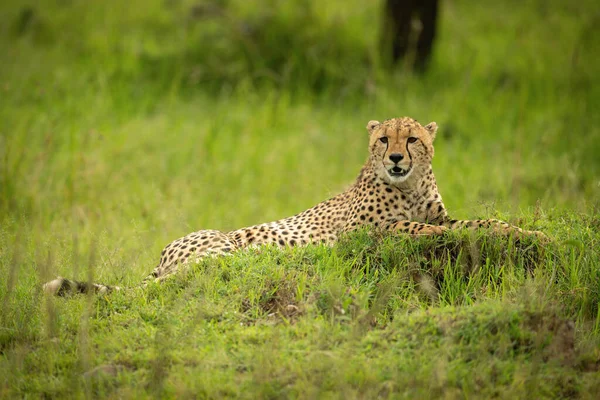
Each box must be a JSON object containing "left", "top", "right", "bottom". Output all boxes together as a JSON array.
[{"left": 382, "top": 140, "right": 390, "bottom": 168}]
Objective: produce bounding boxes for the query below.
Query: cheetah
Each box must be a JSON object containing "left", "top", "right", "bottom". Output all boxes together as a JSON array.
[{"left": 44, "top": 117, "right": 545, "bottom": 295}]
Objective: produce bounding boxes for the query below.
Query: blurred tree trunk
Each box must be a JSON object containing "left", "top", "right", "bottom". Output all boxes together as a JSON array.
[{"left": 381, "top": 0, "right": 439, "bottom": 71}]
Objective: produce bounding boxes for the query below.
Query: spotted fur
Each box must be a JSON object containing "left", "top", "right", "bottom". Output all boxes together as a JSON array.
[{"left": 44, "top": 117, "right": 545, "bottom": 295}]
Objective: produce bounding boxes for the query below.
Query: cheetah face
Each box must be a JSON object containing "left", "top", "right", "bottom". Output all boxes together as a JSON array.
[{"left": 366, "top": 118, "right": 437, "bottom": 186}]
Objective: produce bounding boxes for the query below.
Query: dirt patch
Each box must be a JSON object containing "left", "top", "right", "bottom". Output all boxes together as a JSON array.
[{"left": 241, "top": 276, "right": 303, "bottom": 322}]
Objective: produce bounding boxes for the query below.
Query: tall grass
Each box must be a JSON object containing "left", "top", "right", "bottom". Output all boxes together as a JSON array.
[{"left": 1, "top": 0, "right": 599, "bottom": 397}]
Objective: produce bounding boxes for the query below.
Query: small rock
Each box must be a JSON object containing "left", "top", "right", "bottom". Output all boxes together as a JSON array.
[{"left": 285, "top": 304, "right": 299, "bottom": 312}]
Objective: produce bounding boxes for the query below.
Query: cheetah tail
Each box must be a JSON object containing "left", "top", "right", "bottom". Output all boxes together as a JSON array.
[{"left": 43, "top": 276, "right": 121, "bottom": 296}]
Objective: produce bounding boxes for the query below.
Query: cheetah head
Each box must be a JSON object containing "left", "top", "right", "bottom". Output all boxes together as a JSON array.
[{"left": 366, "top": 117, "right": 437, "bottom": 186}]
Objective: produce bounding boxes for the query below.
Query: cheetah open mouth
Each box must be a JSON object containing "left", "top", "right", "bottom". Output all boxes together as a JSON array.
[{"left": 388, "top": 166, "right": 411, "bottom": 177}]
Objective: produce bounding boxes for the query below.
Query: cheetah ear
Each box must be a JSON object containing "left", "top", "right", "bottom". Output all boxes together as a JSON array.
[
  {"left": 366, "top": 120, "right": 380, "bottom": 134},
  {"left": 424, "top": 122, "right": 438, "bottom": 140}
]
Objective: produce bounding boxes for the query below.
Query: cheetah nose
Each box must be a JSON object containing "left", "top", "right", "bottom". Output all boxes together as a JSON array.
[{"left": 389, "top": 153, "right": 404, "bottom": 163}]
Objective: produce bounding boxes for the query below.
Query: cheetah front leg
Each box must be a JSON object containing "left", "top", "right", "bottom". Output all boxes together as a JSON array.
[
  {"left": 425, "top": 200, "right": 546, "bottom": 240},
  {"left": 441, "top": 218, "right": 547, "bottom": 240},
  {"left": 387, "top": 220, "right": 448, "bottom": 236}
]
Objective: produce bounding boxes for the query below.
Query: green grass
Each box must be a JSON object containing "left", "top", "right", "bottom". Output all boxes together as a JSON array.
[{"left": 1, "top": 0, "right": 599, "bottom": 397}]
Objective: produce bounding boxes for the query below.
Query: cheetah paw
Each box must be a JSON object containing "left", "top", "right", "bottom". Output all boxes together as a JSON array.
[{"left": 414, "top": 225, "right": 448, "bottom": 236}]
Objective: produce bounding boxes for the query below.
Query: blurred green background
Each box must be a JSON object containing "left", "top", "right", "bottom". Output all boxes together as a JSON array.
[
  {"left": 1, "top": 1, "right": 599, "bottom": 396},
  {"left": 2, "top": 0, "right": 599, "bottom": 229}
]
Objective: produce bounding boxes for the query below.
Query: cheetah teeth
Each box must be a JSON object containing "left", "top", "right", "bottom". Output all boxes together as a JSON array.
[{"left": 389, "top": 167, "right": 409, "bottom": 177}]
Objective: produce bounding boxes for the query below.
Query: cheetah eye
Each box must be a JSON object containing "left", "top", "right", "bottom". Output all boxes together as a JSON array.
[
  {"left": 407, "top": 137, "right": 418, "bottom": 144},
  {"left": 379, "top": 137, "right": 388, "bottom": 144}
]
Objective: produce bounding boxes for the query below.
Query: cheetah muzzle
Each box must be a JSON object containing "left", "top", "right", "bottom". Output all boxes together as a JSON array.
[{"left": 44, "top": 116, "right": 547, "bottom": 295}]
